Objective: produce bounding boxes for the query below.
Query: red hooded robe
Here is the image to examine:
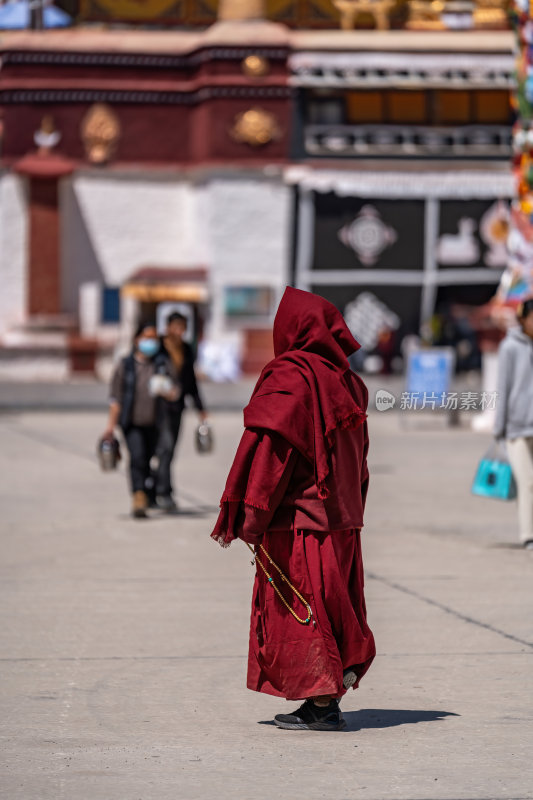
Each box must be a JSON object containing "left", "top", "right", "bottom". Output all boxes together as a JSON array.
[{"left": 211, "top": 287, "right": 376, "bottom": 700}]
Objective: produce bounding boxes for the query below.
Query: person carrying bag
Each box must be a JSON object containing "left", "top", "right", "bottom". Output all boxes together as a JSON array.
[
  {"left": 103, "top": 321, "right": 177, "bottom": 519},
  {"left": 491, "top": 297, "right": 533, "bottom": 548}
]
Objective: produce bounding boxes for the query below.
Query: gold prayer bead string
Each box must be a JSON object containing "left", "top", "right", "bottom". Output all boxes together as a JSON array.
[{"left": 245, "top": 542, "right": 314, "bottom": 626}]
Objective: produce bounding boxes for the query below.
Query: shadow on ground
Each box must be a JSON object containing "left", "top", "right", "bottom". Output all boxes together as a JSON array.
[
  {"left": 258, "top": 709, "right": 459, "bottom": 730},
  {"left": 344, "top": 708, "right": 459, "bottom": 731},
  {"left": 117, "top": 506, "right": 217, "bottom": 522},
  {"left": 490, "top": 543, "right": 530, "bottom": 550}
]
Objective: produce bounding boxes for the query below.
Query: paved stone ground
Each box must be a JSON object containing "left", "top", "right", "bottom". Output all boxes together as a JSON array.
[
  {"left": 0, "top": 377, "right": 258, "bottom": 412},
  {"left": 0, "top": 373, "right": 478, "bottom": 411},
  {"left": 0, "top": 376, "right": 406, "bottom": 411},
  {"left": 0, "top": 407, "right": 532, "bottom": 800}
]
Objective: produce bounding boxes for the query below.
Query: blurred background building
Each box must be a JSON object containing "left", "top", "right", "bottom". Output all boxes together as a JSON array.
[{"left": 0, "top": 0, "right": 513, "bottom": 381}]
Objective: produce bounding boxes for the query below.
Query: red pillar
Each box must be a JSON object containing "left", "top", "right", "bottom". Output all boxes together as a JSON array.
[
  {"left": 14, "top": 152, "right": 75, "bottom": 317},
  {"left": 28, "top": 178, "right": 60, "bottom": 315}
]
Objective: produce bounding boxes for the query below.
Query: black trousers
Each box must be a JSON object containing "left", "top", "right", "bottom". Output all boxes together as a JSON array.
[
  {"left": 155, "top": 408, "right": 183, "bottom": 498},
  {"left": 124, "top": 425, "right": 159, "bottom": 494}
]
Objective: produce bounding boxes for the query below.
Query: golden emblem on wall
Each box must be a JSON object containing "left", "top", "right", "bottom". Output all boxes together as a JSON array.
[
  {"left": 80, "top": 104, "right": 121, "bottom": 165},
  {"left": 242, "top": 55, "right": 271, "bottom": 78},
  {"left": 230, "top": 108, "right": 282, "bottom": 147}
]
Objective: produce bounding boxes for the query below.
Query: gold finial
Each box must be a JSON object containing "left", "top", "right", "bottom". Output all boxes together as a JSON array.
[{"left": 218, "top": 0, "right": 265, "bottom": 21}]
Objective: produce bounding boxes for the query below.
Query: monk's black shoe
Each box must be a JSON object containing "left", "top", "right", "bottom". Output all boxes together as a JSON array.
[{"left": 274, "top": 699, "right": 346, "bottom": 731}]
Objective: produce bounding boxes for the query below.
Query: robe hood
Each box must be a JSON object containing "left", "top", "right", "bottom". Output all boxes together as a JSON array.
[{"left": 273, "top": 286, "right": 361, "bottom": 367}]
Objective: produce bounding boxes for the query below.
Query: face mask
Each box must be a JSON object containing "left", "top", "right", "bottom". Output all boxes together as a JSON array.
[{"left": 138, "top": 338, "right": 160, "bottom": 358}]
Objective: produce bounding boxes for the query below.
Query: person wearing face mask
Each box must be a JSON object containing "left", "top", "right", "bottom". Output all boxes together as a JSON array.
[
  {"left": 155, "top": 311, "right": 208, "bottom": 512},
  {"left": 103, "top": 321, "right": 177, "bottom": 518}
]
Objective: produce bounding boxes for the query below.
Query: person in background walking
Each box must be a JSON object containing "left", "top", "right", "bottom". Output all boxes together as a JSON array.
[
  {"left": 494, "top": 298, "right": 533, "bottom": 549},
  {"left": 155, "top": 311, "right": 207, "bottom": 512},
  {"left": 103, "top": 321, "right": 176, "bottom": 519}
]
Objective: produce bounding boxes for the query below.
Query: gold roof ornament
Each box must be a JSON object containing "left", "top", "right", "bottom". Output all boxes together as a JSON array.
[
  {"left": 218, "top": 0, "right": 265, "bottom": 20},
  {"left": 407, "top": 0, "right": 504, "bottom": 29},
  {"left": 332, "top": 0, "right": 395, "bottom": 29},
  {"left": 80, "top": 103, "right": 121, "bottom": 165},
  {"left": 407, "top": 0, "right": 446, "bottom": 28},
  {"left": 230, "top": 107, "right": 282, "bottom": 147},
  {"left": 473, "top": 0, "right": 507, "bottom": 29}
]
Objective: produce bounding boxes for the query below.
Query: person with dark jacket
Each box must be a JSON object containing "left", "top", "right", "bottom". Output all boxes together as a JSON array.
[
  {"left": 494, "top": 298, "right": 533, "bottom": 548},
  {"left": 103, "top": 321, "right": 177, "bottom": 518},
  {"left": 155, "top": 311, "right": 207, "bottom": 511}
]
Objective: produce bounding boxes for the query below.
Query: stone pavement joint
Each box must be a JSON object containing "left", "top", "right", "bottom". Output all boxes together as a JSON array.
[{"left": 367, "top": 570, "right": 533, "bottom": 650}]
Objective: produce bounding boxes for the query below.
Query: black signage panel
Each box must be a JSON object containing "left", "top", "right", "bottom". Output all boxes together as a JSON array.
[
  {"left": 310, "top": 284, "right": 423, "bottom": 339},
  {"left": 312, "top": 193, "right": 425, "bottom": 271}
]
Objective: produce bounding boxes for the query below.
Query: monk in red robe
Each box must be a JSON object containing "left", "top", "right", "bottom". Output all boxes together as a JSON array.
[{"left": 211, "top": 287, "right": 375, "bottom": 731}]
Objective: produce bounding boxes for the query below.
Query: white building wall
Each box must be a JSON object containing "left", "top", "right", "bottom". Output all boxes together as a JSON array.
[
  {"left": 206, "top": 176, "right": 292, "bottom": 338},
  {"left": 62, "top": 173, "right": 208, "bottom": 314},
  {"left": 0, "top": 169, "right": 291, "bottom": 380},
  {"left": 61, "top": 171, "right": 291, "bottom": 343},
  {"left": 0, "top": 173, "right": 28, "bottom": 337}
]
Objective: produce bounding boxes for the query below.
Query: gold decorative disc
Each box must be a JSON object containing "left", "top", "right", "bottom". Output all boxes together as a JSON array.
[
  {"left": 242, "top": 55, "right": 270, "bottom": 78},
  {"left": 230, "top": 108, "right": 282, "bottom": 147}
]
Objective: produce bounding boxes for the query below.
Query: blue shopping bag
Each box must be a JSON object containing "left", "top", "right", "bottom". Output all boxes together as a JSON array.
[{"left": 471, "top": 441, "right": 517, "bottom": 501}]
